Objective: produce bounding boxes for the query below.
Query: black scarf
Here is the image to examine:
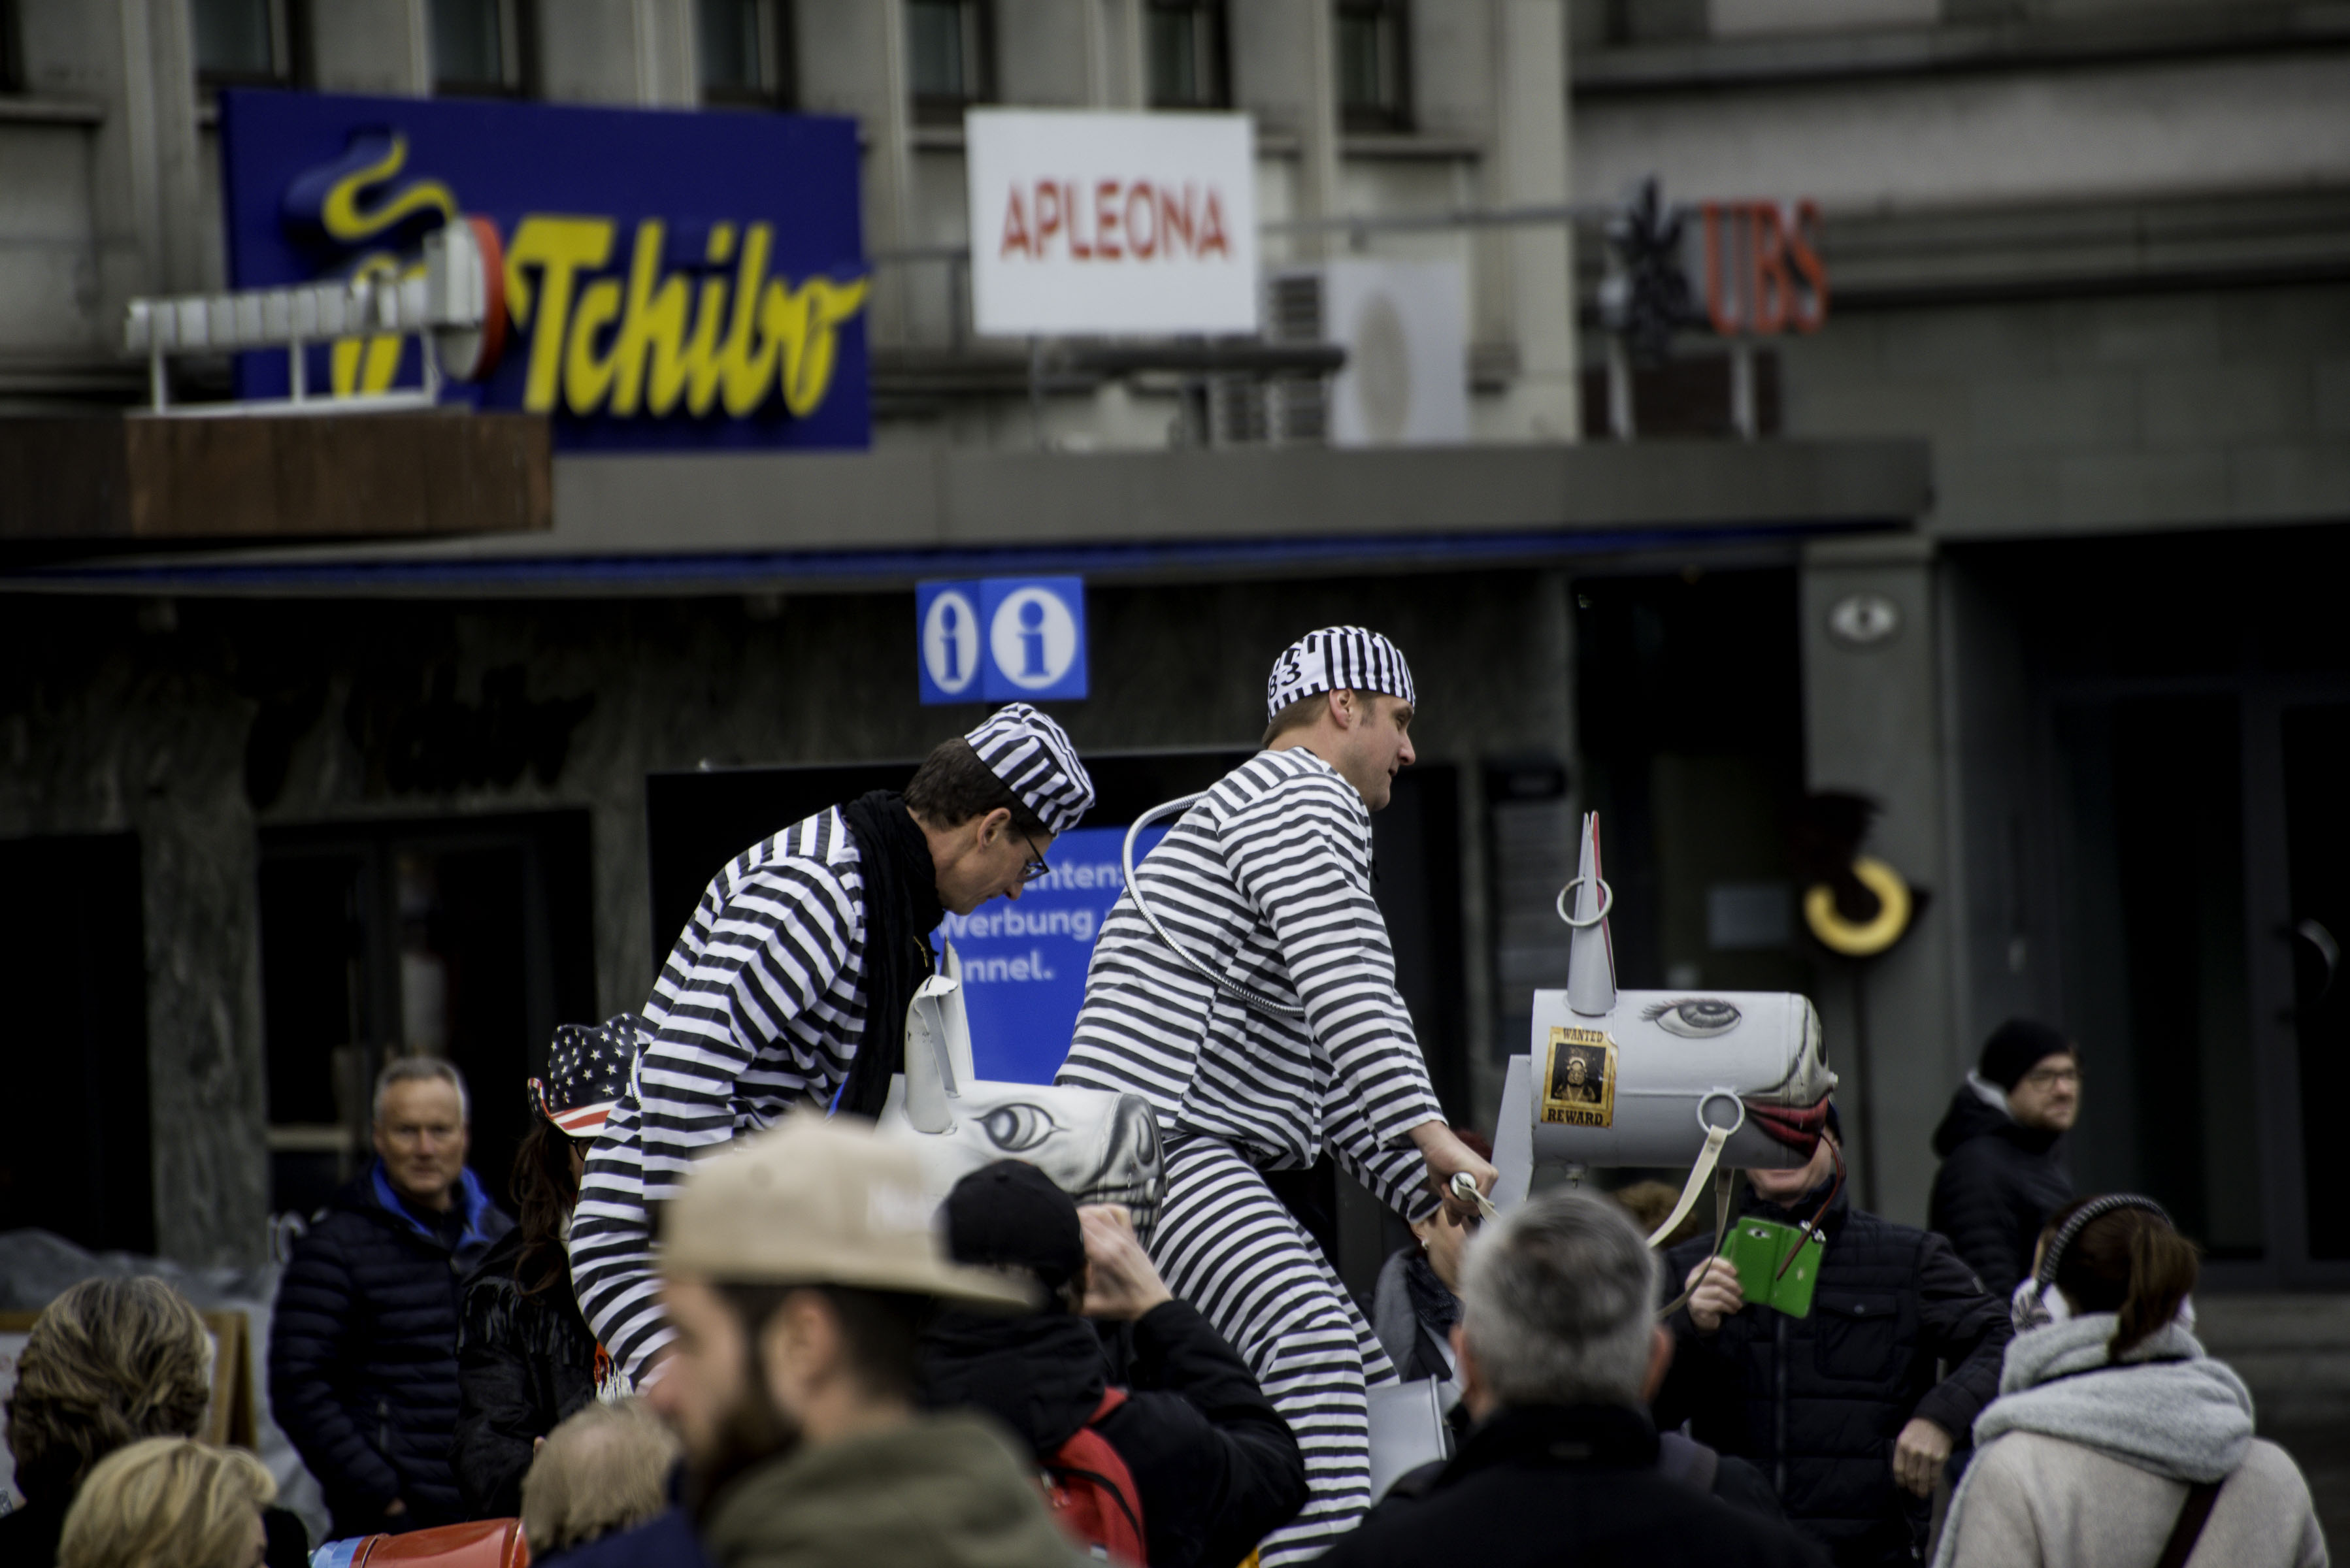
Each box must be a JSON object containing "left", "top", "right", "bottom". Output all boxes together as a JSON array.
[{"left": 837, "top": 790, "right": 944, "bottom": 1119}]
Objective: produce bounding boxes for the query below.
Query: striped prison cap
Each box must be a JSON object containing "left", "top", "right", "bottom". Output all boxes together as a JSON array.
[
  {"left": 965, "top": 703, "right": 1095, "bottom": 835},
  {"left": 1266, "top": 626, "right": 1417, "bottom": 721},
  {"left": 531, "top": 1013, "right": 644, "bottom": 1137}
]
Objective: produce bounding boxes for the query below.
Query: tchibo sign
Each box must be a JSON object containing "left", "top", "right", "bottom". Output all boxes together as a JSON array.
[{"left": 965, "top": 110, "right": 1259, "bottom": 337}]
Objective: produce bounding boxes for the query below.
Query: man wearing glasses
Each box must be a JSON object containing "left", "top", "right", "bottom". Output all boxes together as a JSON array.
[
  {"left": 1929, "top": 1019, "right": 2082, "bottom": 1299},
  {"left": 570, "top": 702, "right": 1095, "bottom": 1384}
]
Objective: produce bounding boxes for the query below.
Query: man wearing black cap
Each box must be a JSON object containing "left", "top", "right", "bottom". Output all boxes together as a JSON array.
[
  {"left": 923, "top": 1160, "right": 1307, "bottom": 1568},
  {"left": 1928, "top": 1019, "right": 2080, "bottom": 1299}
]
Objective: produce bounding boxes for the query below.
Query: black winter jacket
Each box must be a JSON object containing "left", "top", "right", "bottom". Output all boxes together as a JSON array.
[
  {"left": 1319, "top": 1404, "right": 1827, "bottom": 1568},
  {"left": 454, "top": 1224, "right": 603, "bottom": 1518},
  {"left": 269, "top": 1163, "right": 512, "bottom": 1537},
  {"left": 1655, "top": 1183, "right": 2009, "bottom": 1568},
  {"left": 1927, "top": 1082, "right": 2072, "bottom": 1299},
  {"left": 921, "top": 1299, "right": 1306, "bottom": 1568}
]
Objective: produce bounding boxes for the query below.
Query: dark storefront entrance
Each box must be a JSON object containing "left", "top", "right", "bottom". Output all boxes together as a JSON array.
[{"left": 1971, "top": 526, "right": 2350, "bottom": 1288}]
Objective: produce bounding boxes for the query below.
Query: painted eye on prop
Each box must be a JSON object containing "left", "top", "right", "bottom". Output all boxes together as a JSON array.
[
  {"left": 1644, "top": 998, "right": 1744, "bottom": 1039},
  {"left": 981, "top": 1103, "right": 1062, "bottom": 1152}
]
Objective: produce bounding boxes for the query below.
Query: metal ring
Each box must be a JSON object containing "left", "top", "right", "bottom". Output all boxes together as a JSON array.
[
  {"left": 1555, "top": 874, "right": 1615, "bottom": 929},
  {"left": 1695, "top": 1090, "right": 1747, "bottom": 1138}
]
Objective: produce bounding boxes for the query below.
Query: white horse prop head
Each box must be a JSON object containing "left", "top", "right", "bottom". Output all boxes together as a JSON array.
[
  {"left": 1493, "top": 813, "right": 1838, "bottom": 1207},
  {"left": 876, "top": 955, "right": 1167, "bottom": 1239}
]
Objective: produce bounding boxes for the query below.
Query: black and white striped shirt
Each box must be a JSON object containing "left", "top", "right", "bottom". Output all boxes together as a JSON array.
[
  {"left": 572, "top": 806, "right": 869, "bottom": 1376},
  {"left": 1057, "top": 749, "right": 1444, "bottom": 1215}
]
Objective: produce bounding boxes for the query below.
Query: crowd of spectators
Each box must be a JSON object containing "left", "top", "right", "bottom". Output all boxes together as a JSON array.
[{"left": 3, "top": 1020, "right": 2328, "bottom": 1568}]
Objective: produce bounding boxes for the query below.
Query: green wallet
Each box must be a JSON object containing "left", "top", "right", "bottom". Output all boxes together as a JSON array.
[{"left": 1720, "top": 1216, "right": 1821, "bottom": 1319}]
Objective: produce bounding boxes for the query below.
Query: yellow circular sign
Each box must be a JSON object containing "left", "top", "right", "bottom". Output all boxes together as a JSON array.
[{"left": 1804, "top": 856, "right": 1913, "bottom": 956}]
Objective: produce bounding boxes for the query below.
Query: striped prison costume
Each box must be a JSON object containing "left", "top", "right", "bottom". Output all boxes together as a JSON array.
[
  {"left": 571, "top": 806, "right": 871, "bottom": 1381},
  {"left": 1057, "top": 747, "right": 1446, "bottom": 1567}
]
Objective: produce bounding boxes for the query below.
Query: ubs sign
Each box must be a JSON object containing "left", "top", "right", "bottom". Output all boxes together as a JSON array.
[{"left": 220, "top": 90, "right": 870, "bottom": 449}]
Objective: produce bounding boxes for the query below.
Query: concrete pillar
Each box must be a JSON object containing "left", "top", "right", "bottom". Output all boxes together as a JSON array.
[
  {"left": 1232, "top": 0, "right": 1339, "bottom": 258},
  {"left": 1800, "top": 534, "right": 1957, "bottom": 1226},
  {"left": 305, "top": 0, "right": 431, "bottom": 94},
  {"left": 797, "top": 0, "right": 915, "bottom": 345},
  {"left": 1481, "top": 0, "right": 1578, "bottom": 442}
]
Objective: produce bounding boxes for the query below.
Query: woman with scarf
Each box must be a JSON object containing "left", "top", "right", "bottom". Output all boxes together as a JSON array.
[
  {"left": 454, "top": 1017, "right": 638, "bottom": 1517},
  {"left": 1934, "top": 1194, "right": 2325, "bottom": 1568},
  {"left": 567, "top": 704, "right": 1095, "bottom": 1384}
]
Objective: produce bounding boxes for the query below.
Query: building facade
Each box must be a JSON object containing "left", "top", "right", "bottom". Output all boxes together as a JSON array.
[{"left": 0, "top": 0, "right": 2342, "bottom": 1356}]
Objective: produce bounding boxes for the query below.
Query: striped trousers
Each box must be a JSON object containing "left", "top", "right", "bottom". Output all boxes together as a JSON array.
[{"left": 1153, "top": 1136, "right": 1395, "bottom": 1568}]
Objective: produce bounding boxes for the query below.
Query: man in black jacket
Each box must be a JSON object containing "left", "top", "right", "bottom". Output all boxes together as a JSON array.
[
  {"left": 270, "top": 1058, "right": 512, "bottom": 1537},
  {"left": 1927, "top": 1019, "right": 2079, "bottom": 1299},
  {"left": 923, "top": 1159, "right": 1308, "bottom": 1568},
  {"left": 1319, "top": 1189, "right": 1823, "bottom": 1568},
  {"left": 1657, "top": 1109, "right": 2009, "bottom": 1568}
]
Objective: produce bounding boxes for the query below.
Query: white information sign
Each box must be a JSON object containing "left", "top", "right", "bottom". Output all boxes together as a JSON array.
[{"left": 965, "top": 110, "right": 1259, "bottom": 337}]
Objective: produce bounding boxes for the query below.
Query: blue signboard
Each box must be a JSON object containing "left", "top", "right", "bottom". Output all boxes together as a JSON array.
[
  {"left": 218, "top": 89, "right": 869, "bottom": 450},
  {"left": 918, "top": 576, "right": 1088, "bottom": 704},
  {"left": 934, "top": 825, "right": 1165, "bottom": 1083}
]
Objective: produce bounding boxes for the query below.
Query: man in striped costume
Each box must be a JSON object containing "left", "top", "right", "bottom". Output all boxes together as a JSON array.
[
  {"left": 1058, "top": 627, "right": 1497, "bottom": 1567},
  {"left": 571, "top": 703, "right": 1095, "bottom": 1384}
]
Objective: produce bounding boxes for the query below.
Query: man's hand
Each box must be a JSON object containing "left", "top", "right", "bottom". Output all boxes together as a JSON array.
[
  {"left": 1078, "top": 1205, "right": 1174, "bottom": 1321},
  {"left": 1685, "top": 1257, "right": 1744, "bottom": 1333},
  {"left": 1893, "top": 1418, "right": 1952, "bottom": 1497},
  {"left": 1412, "top": 1122, "right": 1498, "bottom": 1223}
]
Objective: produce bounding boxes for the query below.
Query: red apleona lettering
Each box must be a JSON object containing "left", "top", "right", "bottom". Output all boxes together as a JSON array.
[{"left": 996, "top": 179, "right": 1231, "bottom": 261}]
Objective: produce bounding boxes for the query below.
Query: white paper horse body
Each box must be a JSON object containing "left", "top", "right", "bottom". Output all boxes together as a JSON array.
[{"left": 874, "top": 948, "right": 1167, "bottom": 1236}]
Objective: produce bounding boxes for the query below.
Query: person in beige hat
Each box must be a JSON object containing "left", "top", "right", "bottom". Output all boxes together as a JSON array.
[{"left": 643, "top": 1110, "right": 1082, "bottom": 1568}]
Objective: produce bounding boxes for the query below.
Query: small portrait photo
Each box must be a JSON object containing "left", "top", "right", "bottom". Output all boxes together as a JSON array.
[{"left": 1542, "top": 1030, "right": 1615, "bottom": 1127}]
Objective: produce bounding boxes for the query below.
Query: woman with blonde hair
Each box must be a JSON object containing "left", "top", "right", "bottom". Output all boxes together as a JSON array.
[
  {"left": 1933, "top": 1194, "right": 2326, "bottom": 1567},
  {"left": 58, "top": 1437, "right": 275, "bottom": 1568},
  {"left": 0, "top": 1277, "right": 307, "bottom": 1568}
]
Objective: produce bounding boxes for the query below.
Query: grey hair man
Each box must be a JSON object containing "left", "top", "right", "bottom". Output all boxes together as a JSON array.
[
  {"left": 270, "top": 1056, "right": 513, "bottom": 1536},
  {"left": 1317, "top": 1192, "right": 1825, "bottom": 1568}
]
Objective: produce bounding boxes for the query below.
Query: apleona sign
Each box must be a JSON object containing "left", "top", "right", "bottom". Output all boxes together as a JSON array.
[
  {"left": 965, "top": 110, "right": 1259, "bottom": 338},
  {"left": 221, "top": 91, "right": 870, "bottom": 449}
]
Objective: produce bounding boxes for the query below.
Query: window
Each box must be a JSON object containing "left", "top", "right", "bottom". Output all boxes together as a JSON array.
[
  {"left": 906, "top": 0, "right": 989, "bottom": 125},
  {"left": 193, "top": 0, "right": 286, "bottom": 86},
  {"left": 0, "top": 0, "right": 22, "bottom": 91},
  {"left": 1147, "top": 0, "right": 1227, "bottom": 109},
  {"left": 1335, "top": 0, "right": 1409, "bottom": 133},
  {"left": 433, "top": 0, "right": 527, "bottom": 97},
  {"left": 699, "top": 0, "right": 793, "bottom": 106}
]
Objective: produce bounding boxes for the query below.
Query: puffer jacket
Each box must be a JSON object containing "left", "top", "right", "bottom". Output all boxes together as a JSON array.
[
  {"left": 1655, "top": 1183, "right": 2010, "bottom": 1568},
  {"left": 269, "top": 1163, "right": 511, "bottom": 1536},
  {"left": 1927, "top": 1079, "right": 2073, "bottom": 1299},
  {"left": 923, "top": 1300, "right": 1306, "bottom": 1568},
  {"left": 454, "top": 1224, "right": 602, "bottom": 1518}
]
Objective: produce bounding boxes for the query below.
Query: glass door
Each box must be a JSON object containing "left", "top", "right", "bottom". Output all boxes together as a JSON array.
[{"left": 2280, "top": 700, "right": 2350, "bottom": 1272}]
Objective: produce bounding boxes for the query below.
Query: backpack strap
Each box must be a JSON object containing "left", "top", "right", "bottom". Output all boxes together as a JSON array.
[{"left": 2153, "top": 1479, "right": 2223, "bottom": 1568}]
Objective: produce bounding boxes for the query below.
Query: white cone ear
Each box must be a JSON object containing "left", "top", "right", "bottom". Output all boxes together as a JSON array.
[{"left": 1564, "top": 811, "right": 1618, "bottom": 1019}]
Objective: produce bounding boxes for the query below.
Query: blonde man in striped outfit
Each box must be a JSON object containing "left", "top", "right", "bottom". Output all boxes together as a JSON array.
[
  {"left": 569, "top": 704, "right": 1095, "bottom": 1386},
  {"left": 1058, "top": 627, "right": 1496, "bottom": 1567}
]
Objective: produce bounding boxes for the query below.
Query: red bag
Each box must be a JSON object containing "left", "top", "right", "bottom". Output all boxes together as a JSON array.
[
  {"left": 313, "top": 1519, "right": 529, "bottom": 1567},
  {"left": 1040, "top": 1388, "right": 1146, "bottom": 1566}
]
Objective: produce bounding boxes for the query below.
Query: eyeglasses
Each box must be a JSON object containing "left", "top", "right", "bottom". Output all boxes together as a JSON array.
[
  {"left": 2017, "top": 1064, "right": 2081, "bottom": 1090},
  {"left": 1018, "top": 832, "right": 1051, "bottom": 884}
]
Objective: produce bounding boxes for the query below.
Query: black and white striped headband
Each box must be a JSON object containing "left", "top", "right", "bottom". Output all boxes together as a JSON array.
[
  {"left": 1265, "top": 626, "right": 1417, "bottom": 721},
  {"left": 965, "top": 703, "right": 1095, "bottom": 836}
]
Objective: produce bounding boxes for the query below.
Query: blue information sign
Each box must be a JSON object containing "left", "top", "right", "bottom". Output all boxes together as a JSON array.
[
  {"left": 932, "top": 825, "right": 1163, "bottom": 1083},
  {"left": 918, "top": 576, "right": 1088, "bottom": 704},
  {"left": 218, "top": 89, "right": 870, "bottom": 451}
]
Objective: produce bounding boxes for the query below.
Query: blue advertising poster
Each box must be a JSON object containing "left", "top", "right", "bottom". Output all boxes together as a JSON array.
[
  {"left": 933, "top": 825, "right": 1166, "bottom": 1084},
  {"left": 217, "top": 89, "right": 869, "bottom": 450}
]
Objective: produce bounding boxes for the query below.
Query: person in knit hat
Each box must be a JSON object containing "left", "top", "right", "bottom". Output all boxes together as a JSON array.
[
  {"left": 569, "top": 705, "right": 1096, "bottom": 1388},
  {"left": 1928, "top": 1019, "right": 2080, "bottom": 1299}
]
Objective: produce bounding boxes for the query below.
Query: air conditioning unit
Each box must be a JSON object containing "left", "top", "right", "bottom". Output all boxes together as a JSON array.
[{"left": 1269, "top": 259, "right": 1469, "bottom": 446}]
